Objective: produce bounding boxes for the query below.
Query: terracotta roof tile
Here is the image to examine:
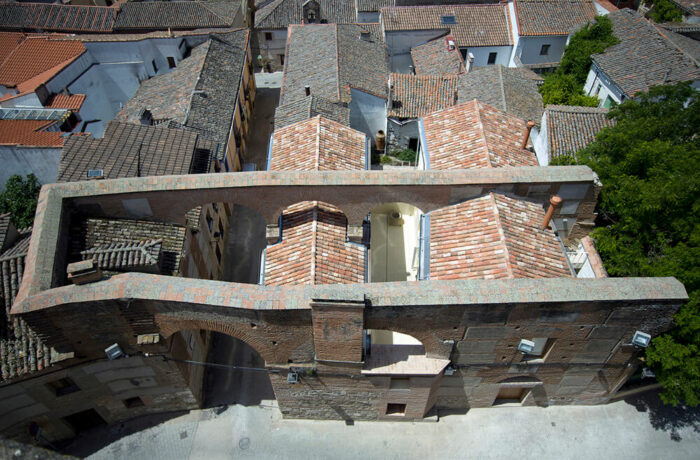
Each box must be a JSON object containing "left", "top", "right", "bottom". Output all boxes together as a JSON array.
[
  {"left": 274, "top": 95, "right": 350, "bottom": 129},
  {"left": 114, "top": 1, "right": 239, "bottom": 31},
  {"left": 0, "top": 36, "right": 84, "bottom": 88},
  {"left": 592, "top": 10, "right": 700, "bottom": 97},
  {"left": 669, "top": 0, "right": 700, "bottom": 16},
  {"left": 0, "top": 3, "right": 116, "bottom": 33},
  {"left": 0, "top": 32, "right": 23, "bottom": 65},
  {"left": 515, "top": 0, "right": 596, "bottom": 36},
  {"left": 545, "top": 105, "right": 614, "bottom": 161},
  {"left": 388, "top": 72, "right": 457, "bottom": 118},
  {"left": 430, "top": 193, "right": 572, "bottom": 280},
  {"left": 264, "top": 202, "right": 365, "bottom": 286},
  {"left": 0, "top": 119, "right": 63, "bottom": 147},
  {"left": 255, "top": 0, "right": 356, "bottom": 28},
  {"left": 421, "top": 100, "right": 538, "bottom": 169},
  {"left": 270, "top": 116, "right": 366, "bottom": 171},
  {"left": 44, "top": 93, "right": 86, "bottom": 111},
  {"left": 380, "top": 4, "right": 512, "bottom": 47},
  {"left": 410, "top": 35, "right": 466, "bottom": 76}
]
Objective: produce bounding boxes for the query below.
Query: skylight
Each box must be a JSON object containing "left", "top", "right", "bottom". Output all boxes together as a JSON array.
[{"left": 441, "top": 15, "right": 456, "bottom": 25}]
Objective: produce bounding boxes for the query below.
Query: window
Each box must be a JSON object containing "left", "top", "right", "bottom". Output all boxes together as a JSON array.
[
  {"left": 522, "top": 338, "right": 555, "bottom": 362},
  {"left": 190, "top": 148, "right": 211, "bottom": 174},
  {"left": 167, "top": 57, "right": 176, "bottom": 69},
  {"left": 279, "top": 54, "right": 285, "bottom": 65},
  {"left": 216, "top": 245, "right": 222, "bottom": 264},
  {"left": 218, "top": 219, "right": 224, "bottom": 237},
  {"left": 47, "top": 377, "right": 80, "bottom": 397},
  {"left": 152, "top": 59, "right": 158, "bottom": 73},
  {"left": 603, "top": 95, "right": 614, "bottom": 109},
  {"left": 122, "top": 396, "right": 145, "bottom": 408},
  {"left": 487, "top": 52, "right": 497, "bottom": 65},
  {"left": 265, "top": 32, "right": 273, "bottom": 41},
  {"left": 207, "top": 214, "right": 214, "bottom": 232},
  {"left": 390, "top": 378, "right": 410, "bottom": 390},
  {"left": 441, "top": 15, "right": 456, "bottom": 25},
  {"left": 408, "top": 138, "right": 418, "bottom": 151},
  {"left": 386, "top": 403, "right": 407, "bottom": 416},
  {"left": 539, "top": 44, "right": 550, "bottom": 56},
  {"left": 494, "top": 387, "right": 529, "bottom": 405}
]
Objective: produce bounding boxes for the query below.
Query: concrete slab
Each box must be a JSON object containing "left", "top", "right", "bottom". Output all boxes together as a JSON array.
[{"left": 75, "top": 391, "right": 700, "bottom": 460}]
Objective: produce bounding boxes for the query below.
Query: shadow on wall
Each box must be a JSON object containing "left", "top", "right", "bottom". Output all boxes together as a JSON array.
[{"left": 624, "top": 390, "right": 700, "bottom": 442}]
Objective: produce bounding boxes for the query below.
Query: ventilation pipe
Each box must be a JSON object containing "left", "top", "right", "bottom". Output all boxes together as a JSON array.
[
  {"left": 542, "top": 195, "right": 562, "bottom": 230},
  {"left": 521, "top": 120, "right": 536, "bottom": 149},
  {"left": 305, "top": 85, "right": 311, "bottom": 97}
]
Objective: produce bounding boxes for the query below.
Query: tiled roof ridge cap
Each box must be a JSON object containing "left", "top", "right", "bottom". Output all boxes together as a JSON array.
[
  {"left": 497, "top": 65, "right": 508, "bottom": 113},
  {"left": 381, "top": 4, "right": 503, "bottom": 10},
  {"left": 653, "top": 24, "right": 700, "bottom": 68},
  {"left": 199, "top": 1, "right": 234, "bottom": 22},
  {"left": 333, "top": 23, "right": 341, "bottom": 102},
  {"left": 489, "top": 192, "right": 515, "bottom": 279},
  {"left": 546, "top": 104, "right": 610, "bottom": 113},
  {"left": 472, "top": 100, "right": 492, "bottom": 168}
]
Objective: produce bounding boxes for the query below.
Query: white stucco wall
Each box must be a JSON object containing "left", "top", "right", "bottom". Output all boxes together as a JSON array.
[
  {"left": 385, "top": 29, "right": 448, "bottom": 71},
  {"left": 516, "top": 35, "right": 568, "bottom": 65},
  {"left": 0, "top": 146, "right": 62, "bottom": 187},
  {"left": 350, "top": 88, "right": 387, "bottom": 144},
  {"left": 463, "top": 45, "right": 512, "bottom": 67},
  {"left": 0, "top": 92, "right": 42, "bottom": 108},
  {"left": 532, "top": 111, "right": 549, "bottom": 165},
  {"left": 583, "top": 63, "right": 625, "bottom": 107},
  {"left": 257, "top": 29, "right": 288, "bottom": 69},
  {"left": 592, "top": 0, "right": 612, "bottom": 15}
]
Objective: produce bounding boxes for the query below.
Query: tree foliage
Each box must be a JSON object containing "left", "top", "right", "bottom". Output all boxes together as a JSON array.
[
  {"left": 649, "top": 0, "right": 683, "bottom": 23},
  {"left": 539, "top": 15, "right": 619, "bottom": 106},
  {"left": 573, "top": 83, "right": 700, "bottom": 406},
  {"left": 0, "top": 174, "right": 41, "bottom": 228}
]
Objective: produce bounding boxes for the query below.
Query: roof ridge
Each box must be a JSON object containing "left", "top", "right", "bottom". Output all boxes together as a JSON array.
[
  {"left": 333, "top": 23, "right": 341, "bottom": 102},
  {"left": 310, "top": 203, "right": 318, "bottom": 284},
  {"left": 497, "top": 65, "right": 507, "bottom": 113},
  {"left": 653, "top": 24, "right": 700, "bottom": 68},
  {"left": 489, "top": 192, "right": 515, "bottom": 279},
  {"left": 472, "top": 100, "right": 492, "bottom": 168}
]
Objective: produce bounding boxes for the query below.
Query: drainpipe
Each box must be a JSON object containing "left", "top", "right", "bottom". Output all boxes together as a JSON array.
[
  {"left": 542, "top": 195, "right": 562, "bottom": 230},
  {"left": 521, "top": 120, "right": 536, "bottom": 149}
]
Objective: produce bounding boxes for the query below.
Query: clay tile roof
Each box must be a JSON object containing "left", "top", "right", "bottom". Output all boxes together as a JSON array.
[
  {"left": 421, "top": 99, "right": 538, "bottom": 170},
  {"left": 0, "top": 36, "right": 84, "bottom": 88},
  {"left": 429, "top": 193, "right": 573, "bottom": 280},
  {"left": 81, "top": 239, "right": 163, "bottom": 273},
  {"left": 274, "top": 95, "right": 350, "bottom": 129},
  {"left": 545, "top": 105, "right": 614, "bottom": 161},
  {"left": 591, "top": 10, "right": 700, "bottom": 98},
  {"left": 57, "top": 122, "right": 213, "bottom": 182},
  {"left": 0, "top": 32, "right": 24, "bottom": 64},
  {"left": 388, "top": 73, "right": 458, "bottom": 118},
  {"left": 410, "top": 35, "right": 466, "bottom": 76},
  {"left": 255, "top": 0, "right": 356, "bottom": 28},
  {"left": 380, "top": 4, "right": 513, "bottom": 47},
  {"left": 280, "top": 24, "right": 388, "bottom": 107},
  {"left": 114, "top": 1, "right": 239, "bottom": 31},
  {"left": 0, "top": 227, "right": 53, "bottom": 382},
  {"left": 457, "top": 65, "right": 544, "bottom": 127},
  {"left": 358, "top": 0, "right": 395, "bottom": 12},
  {"left": 264, "top": 201, "right": 365, "bottom": 286},
  {"left": 270, "top": 116, "right": 366, "bottom": 171},
  {"left": 44, "top": 93, "right": 86, "bottom": 111},
  {"left": 669, "top": 0, "right": 700, "bottom": 16},
  {"left": 0, "top": 3, "right": 116, "bottom": 33},
  {"left": 514, "top": 0, "right": 596, "bottom": 36},
  {"left": 0, "top": 119, "right": 63, "bottom": 147}
]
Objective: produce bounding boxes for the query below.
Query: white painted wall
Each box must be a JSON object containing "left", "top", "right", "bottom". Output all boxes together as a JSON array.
[
  {"left": 350, "top": 88, "right": 387, "bottom": 144},
  {"left": 532, "top": 111, "right": 549, "bottom": 165},
  {"left": 257, "top": 29, "right": 288, "bottom": 69},
  {"left": 507, "top": 1, "right": 521, "bottom": 67},
  {"left": 0, "top": 146, "right": 62, "bottom": 187},
  {"left": 463, "top": 46, "right": 512, "bottom": 67},
  {"left": 0, "top": 92, "right": 42, "bottom": 108},
  {"left": 592, "top": 0, "right": 612, "bottom": 15},
  {"left": 385, "top": 29, "right": 447, "bottom": 71},
  {"left": 583, "top": 63, "right": 625, "bottom": 107},
  {"left": 516, "top": 35, "right": 568, "bottom": 65}
]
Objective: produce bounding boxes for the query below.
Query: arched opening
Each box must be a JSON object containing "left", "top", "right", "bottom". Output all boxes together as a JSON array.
[
  {"left": 368, "top": 203, "right": 423, "bottom": 282},
  {"left": 172, "top": 328, "right": 275, "bottom": 409},
  {"left": 363, "top": 329, "right": 448, "bottom": 375}
]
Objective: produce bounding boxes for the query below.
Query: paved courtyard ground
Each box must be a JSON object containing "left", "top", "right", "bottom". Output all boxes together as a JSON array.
[{"left": 60, "top": 390, "right": 700, "bottom": 460}]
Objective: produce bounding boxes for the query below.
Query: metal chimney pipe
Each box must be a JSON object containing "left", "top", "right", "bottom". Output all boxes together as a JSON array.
[
  {"left": 305, "top": 85, "right": 311, "bottom": 97},
  {"left": 543, "top": 195, "right": 563, "bottom": 230},
  {"left": 521, "top": 120, "right": 536, "bottom": 149}
]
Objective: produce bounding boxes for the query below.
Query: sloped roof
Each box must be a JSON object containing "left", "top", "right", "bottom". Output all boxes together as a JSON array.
[
  {"left": 0, "top": 32, "right": 23, "bottom": 64},
  {"left": 421, "top": 99, "right": 538, "bottom": 169},
  {"left": 358, "top": 0, "right": 395, "bottom": 12},
  {"left": 280, "top": 23, "right": 388, "bottom": 108},
  {"left": 0, "top": 36, "right": 84, "bottom": 88},
  {"left": 388, "top": 73, "right": 457, "bottom": 118},
  {"left": 270, "top": 116, "right": 366, "bottom": 171},
  {"left": 380, "top": 4, "right": 513, "bottom": 47},
  {"left": 429, "top": 193, "right": 573, "bottom": 280},
  {"left": 545, "top": 105, "right": 614, "bottom": 160},
  {"left": 255, "top": 0, "right": 356, "bottom": 28},
  {"left": 81, "top": 239, "right": 163, "bottom": 273},
  {"left": 264, "top": 201, "right": 365, "bottom": 286},
  {"left": 0, "top": 3, "right": 116, "bottom": 33},
  {"left": 592, "top": 9, "right": 700, "bottom": 98},
  {"left": 114, "top": 1, "right": 239, "bottom": 31},
  {"left": 274, "top": 95, "right": 350, "bottom": 129},
  {"left": 117, "top": 30, "right": 249, "bottom": 147},
  {"left": 0, "top": 120, "right": 63, "bottom": 147},
  {"left": 514, "top": 0, "right": 596, "bottom": 36},
  {"left": 410, "top": 35, "right": 465, "bottom": 76},
  {"left": 0, "top": 227, "right": 53, "bottom": 382},
  {"left": 668, "top": 0, "right": 700, "bottom": 16},
  {"left": 44, "top": 93, "right": 86, "bottom": 111},
  {"left": 655, "top": 24, "right": 700, "bottom": 63},
  {"left": 457, "top": 64, "right": 544, "bottom": 127},
  {"left": 57, "top": 122, "right": 215, "bottom": 182}
]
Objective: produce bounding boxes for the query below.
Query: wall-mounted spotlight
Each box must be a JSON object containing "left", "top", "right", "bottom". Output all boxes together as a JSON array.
[
  {"left": 287, "top": 372, "right": 299, "bottom": 384},
  {"left": 631, "top": 331, "right": 652, "bottom": 348},
  {"left": 517, "top": 339, "right": 535, "bottom": 354},
  {"left": 105, "top": 343, "right": 124, "bottom": 360}
]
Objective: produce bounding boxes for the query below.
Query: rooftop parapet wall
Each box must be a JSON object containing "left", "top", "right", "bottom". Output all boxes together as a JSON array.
[{"left": 17, "top": 167, "right": 601, "bottom": 304}]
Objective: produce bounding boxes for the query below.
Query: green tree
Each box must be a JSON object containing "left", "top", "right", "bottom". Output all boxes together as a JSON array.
[
  {"left": 0, "top": 174, "right": 42, "bottom": 228},
  {"left": 573, "top": 83, "right": 700, "bottom": 406},
  {"left": 649, "top": 0, "right": 683, "bottom": 23},
  {"left": 539, "top": 15, "right": 619, "bottom": 106}
]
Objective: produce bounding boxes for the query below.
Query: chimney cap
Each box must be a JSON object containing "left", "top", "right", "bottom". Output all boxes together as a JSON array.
[
  {"left": 526, "top": 120, "right": 536, "bottom": 128},
  {"left": 550, "top": 195, "right": 563, "bottom": 206}
]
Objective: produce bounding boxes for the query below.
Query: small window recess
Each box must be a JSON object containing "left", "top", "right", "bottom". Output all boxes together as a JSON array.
[
  {"left": 521, "top": 338, "right": 555, "bottom": 364},
  {"left": 390, "top": 378, "right": 410, "bottom": 390},
  {"left": 441, "top": 15, "right": 456, "bottom": 25},
  {"left": 487, "top": 52, "right": 497, "bottom": 65},
  {"left": 386, "top": 403, "right": 407, "bottom": 416},
  {"left": 152, "top": 59, "right": 158, "bottom": 73},
  {"left": 265, "top": 32, "right": 273, "bottom": 41},
  {"left": 47, "top": 377, "right": 81, "bottom": 397},
  {"left": 167, "top": 57, "right": 176, "bottom": 69},
  {"left": 539, "top": 44, "right": 550, "bottom": 56},
  {"left": 122, "top": 396, "right": 145, "bottom": 408}
]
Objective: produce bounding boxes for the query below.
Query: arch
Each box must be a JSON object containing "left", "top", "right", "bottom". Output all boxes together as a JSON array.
[{"left": 368, "top": 202, "right": 424, "bottom": 283}]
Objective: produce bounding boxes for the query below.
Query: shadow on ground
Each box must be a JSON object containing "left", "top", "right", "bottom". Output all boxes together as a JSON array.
[
  {"left": 58, "top": 410, "right": 188, "bottom": 458},
  {"left": 624, "top": 389, "right": 700, "bottom": 441}
]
